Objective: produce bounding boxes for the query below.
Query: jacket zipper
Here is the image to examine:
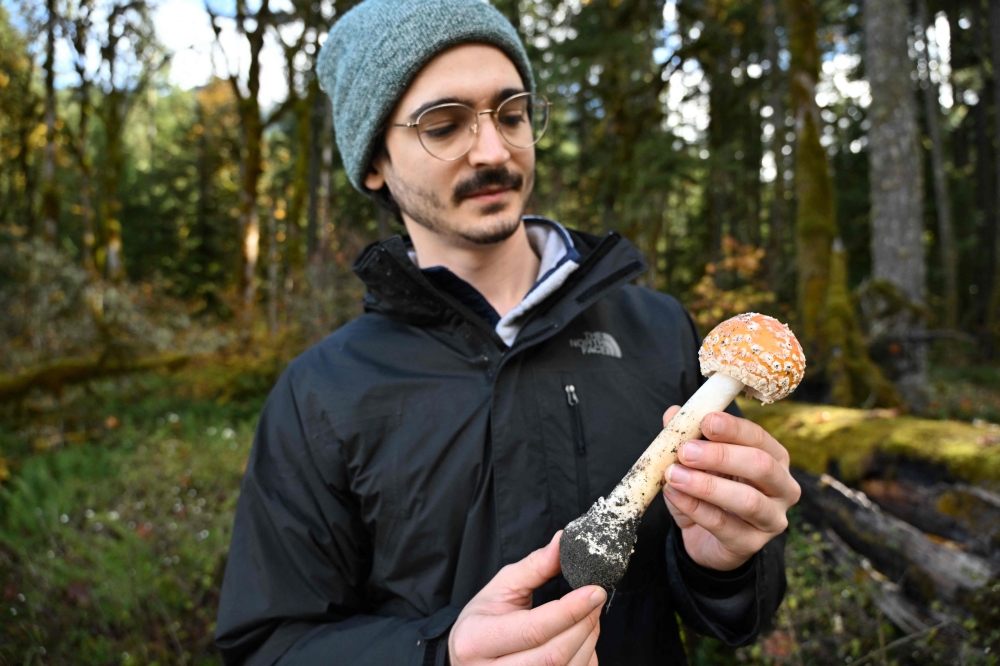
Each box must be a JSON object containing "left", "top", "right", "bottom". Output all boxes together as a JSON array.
[{"left": 565, "top": 385, "right": 590, "bottom": 515}]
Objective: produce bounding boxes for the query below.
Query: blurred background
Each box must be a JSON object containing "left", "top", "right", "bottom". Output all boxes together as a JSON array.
[{"left": 1, "top": 0, "right": 999, "bottom": 663}]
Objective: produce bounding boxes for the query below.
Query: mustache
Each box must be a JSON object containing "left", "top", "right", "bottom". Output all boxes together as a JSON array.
[{"left": 452, "top": 168, "right": 523, "bottom": 205}]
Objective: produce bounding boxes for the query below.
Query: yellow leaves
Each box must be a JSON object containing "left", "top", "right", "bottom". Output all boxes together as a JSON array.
[
  {"left": 0, "top": 71, "right": 8, "bottom": 88},
  {"left": 690, "top": 235, "right": 776, "bottom": 332}
]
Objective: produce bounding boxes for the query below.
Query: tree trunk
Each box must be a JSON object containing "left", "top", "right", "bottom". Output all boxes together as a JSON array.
[
  {"left": 267, "top": 206, "right": 279, "bottom": 337},
  {"left": 306, "top": 80, "right": 323, "bottom": 263},
  {"left": 917, "top": 0, "right": 958, "bottom": 332},
  {"left": 239, "top": 102, "right": 263, "bottom": 311},
  {"left": 764, "top": 0, "right": 789, "bottom": 292},
  {"left": 973, "top": 3, "right": 996, "bottom": 328},
  {"left": 786, "top": 0, "right": 897, "bottom": 407},
  {"left": 786, "top": 0, "right": 833, "bottom": 361},
  {"left": 864, "top": 0, "right": 927, "bottom": 407},
  {"left": 792, "top": 469, "right": 996, "bottom": 603},
  {"left": 988, "top": 0, "right": 1000, "bottom": 342},
  {"left": 100, "top": 90, "right": 126, "bottom": 281},
  {"left": 40, "top": 0, "right": 59, "bottom": 243}
]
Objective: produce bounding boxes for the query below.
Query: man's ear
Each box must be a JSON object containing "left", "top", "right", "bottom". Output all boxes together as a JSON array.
[{"left": 364, "top": 159, "right": 386, "bottom": 191}]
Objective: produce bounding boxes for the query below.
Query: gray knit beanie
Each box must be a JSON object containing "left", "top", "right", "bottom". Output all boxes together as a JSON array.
[{"left": 316, "top": 0, "right": 535, "bottom": 194}]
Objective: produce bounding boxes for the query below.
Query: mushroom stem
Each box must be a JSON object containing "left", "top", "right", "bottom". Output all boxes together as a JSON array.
[{"left": 606, "top": 372, "right": 746, "bottom": 519}]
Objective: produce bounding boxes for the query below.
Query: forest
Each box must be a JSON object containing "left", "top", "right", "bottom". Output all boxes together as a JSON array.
[{"left": 1, "top": 0, "right": 999, "bottom": 663}]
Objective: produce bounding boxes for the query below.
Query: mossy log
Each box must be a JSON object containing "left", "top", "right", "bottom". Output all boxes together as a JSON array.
[
  {"left": 793, "top": 469, "right": 996, "bottom": 603},
  {"left": 740, "top": 399, "right": 1000, "bottom": 486},
  {"left": 0, "top": 352, "right": 190, "bottom": 402}
]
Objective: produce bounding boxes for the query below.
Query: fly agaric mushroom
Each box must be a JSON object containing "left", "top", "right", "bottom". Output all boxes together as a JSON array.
[{"left": 560, "top": 312, "right": 805, "bottom": 589}]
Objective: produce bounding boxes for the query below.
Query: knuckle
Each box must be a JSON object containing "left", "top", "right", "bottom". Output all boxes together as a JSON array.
[
  {"left": 775, "top": 514, "right": 789, "bottom": 533},
  {"left": 743, "top": 490, "right": 765, "bottom": 518},
  {"left": 790, "top": 479, "right": 802, "bottom": 505},
  {"left": 702, "top": 473, "right": 718, "bottom": 496},
  {"left": 756, "top": 450, "right": 777, "bottom": 478},
  {"left": 707, "top": 507, "right": 728, "bottom": 532},
  {"left": 451, "top": 634, "right": 476, "bottom": 664},
  {"left": 544, "top": 647, "right": 569, "bottom": 666},
  {"left": 520, "top": 619, "right": 546, "bottom": 649}
]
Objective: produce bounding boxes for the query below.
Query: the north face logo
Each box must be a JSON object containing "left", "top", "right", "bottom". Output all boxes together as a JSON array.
[{"left": 569, "top": 332, "right": 622, "bottom": 358}]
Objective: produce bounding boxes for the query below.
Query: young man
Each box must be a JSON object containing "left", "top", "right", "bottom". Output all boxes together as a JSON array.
[{"left": 214, "top": 1, "right": 801, "bottom": 664}]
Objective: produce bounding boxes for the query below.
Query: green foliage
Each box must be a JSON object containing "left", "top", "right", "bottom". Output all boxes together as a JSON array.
[{"left": 0, "top": 372, "right": 264, "bottom": 665}]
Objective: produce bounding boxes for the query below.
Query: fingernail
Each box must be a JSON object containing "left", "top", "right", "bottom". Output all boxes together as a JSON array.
[
  {"left": 681, "top": 441, "right": 702, "bottom": 462},
  {"left": 590, "top": 588, "right": 606, "bottom": 607},
  {"left": 668, "top": 464, "right": 690, "bottom": 484}
]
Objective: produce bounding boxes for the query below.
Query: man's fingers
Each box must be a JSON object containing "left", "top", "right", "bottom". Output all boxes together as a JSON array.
[
  {"left": 479, "top": 585, "right": 606, "bottom": 657},
  {"left": 665, "top": 467, "right": 787, "bottom": 533},
  {"left": 567, "top": 621, "right": 601, "bottom": 666},
  {"left": 662, "top": 405, "right": 682, "bottom": 428},
  {"left": 489, "top": 531, "right": 563, "bottom": 598},
  {"left": 700, "top": 412, "right": 789, "bottom": 466},
  {"left": 677, "top": 441, "right": 790, "bottom": 499},
  {"left": 498, "top": 606, "right": 602, "bottom": 666}
]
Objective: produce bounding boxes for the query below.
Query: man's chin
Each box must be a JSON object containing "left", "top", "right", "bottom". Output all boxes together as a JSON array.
[{"left": 453, "top": 209, "right": 523, "bottom": 246}]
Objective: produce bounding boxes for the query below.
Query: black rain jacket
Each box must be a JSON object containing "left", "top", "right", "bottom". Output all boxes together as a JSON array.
[{"left": 215, "top": 226, "right": 787, "bottom": 666}]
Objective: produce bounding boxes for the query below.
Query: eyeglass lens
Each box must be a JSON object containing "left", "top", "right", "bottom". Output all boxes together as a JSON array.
[{"left": 416, "top": 94, "right": 549, "bottom": 160}]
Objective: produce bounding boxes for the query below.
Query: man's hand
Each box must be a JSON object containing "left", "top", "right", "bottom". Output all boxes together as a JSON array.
[
  {"left": 448, "top": 531, "right": 606, "bottom": 666},
  {"left": 660, "top": 407, "right": 801, "bottom": 572}
]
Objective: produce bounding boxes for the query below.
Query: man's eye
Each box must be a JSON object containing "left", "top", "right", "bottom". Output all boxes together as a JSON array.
[
  {"left": 423, "top": 123, "right": 459, "bottom": 138},
  {"left": 500, "top": 113, "right": 525, "bottom": 127}
]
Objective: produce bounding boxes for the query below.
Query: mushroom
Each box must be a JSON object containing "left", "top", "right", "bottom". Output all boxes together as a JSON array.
[{"left": 559, "top": 312, "right": 806, "bottom": 589}]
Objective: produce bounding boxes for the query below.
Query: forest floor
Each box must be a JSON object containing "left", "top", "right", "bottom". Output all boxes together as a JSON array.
[{"left": 0, "top": 349, "right": 998, "bottom": 665}]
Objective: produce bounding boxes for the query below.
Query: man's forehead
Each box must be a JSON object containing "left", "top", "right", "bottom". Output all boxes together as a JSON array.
[{"left": 404, "top": 86, "right": 527, "bottom": 121}]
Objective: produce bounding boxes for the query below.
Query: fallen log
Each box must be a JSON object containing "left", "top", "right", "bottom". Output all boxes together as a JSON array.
[
  {"left": 792, "top": 469, "right": 996, "bottom": 603},
  {"left": 741, "top": 399, "right": 1000, "bottom": 486},
  {"left": 0, "top": 352, "right": 191, "bottom": 402}
]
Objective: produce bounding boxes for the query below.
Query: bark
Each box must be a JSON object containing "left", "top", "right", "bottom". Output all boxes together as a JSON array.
[
  {"left": 824, "top": 239, "right": 901, "bottom": 407},
  {"left": 864, "top": 0, "right": 927, "bottom": 406},
  {"left": 973, "top": 3, "right": 996, "bottom": 326},
  {"left": 305, "top": 78, "right": 323, "bottom": 263},
  {"left": 786, "top": 0, "right": 833, "bottom": 362},
  {"left": 917, "top": 0, "right": 958, "bottom": 331},
  {"left": 267, "top": 207, "right": 279, "bottom": 337},
  {"left": 793, "top": 469, "right": 996, "bottom": 603},
  {"left": 988, "top": 0, "right": 1000, "bottom": 340},
  {"left": 70, "top": 0, "right": 96, "bottom": 272},
  {"left": 786, "top": 0, "right": 896, "bottom": 406},
  {"left": 40, "top": 0, "right": 59, "bottom": 243},
  {"left": 764, "top": 0, "right": 789, "bottom": 292},
  {"left": 100, "top": 88, "right": 126, "bottom": 281}
]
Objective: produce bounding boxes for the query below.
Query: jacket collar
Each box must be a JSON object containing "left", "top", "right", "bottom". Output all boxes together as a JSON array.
[{"left": 351, "top": 221, "right": 647, "bottom": 348}]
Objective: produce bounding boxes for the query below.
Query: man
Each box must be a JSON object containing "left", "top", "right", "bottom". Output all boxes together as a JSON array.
[{"left": 214, "top": 0, "right": 801, "bottom": 664}]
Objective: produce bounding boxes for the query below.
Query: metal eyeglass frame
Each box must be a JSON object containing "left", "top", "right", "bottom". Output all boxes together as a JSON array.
[{"left": 388, "top": 91, "right": 551, "bottom": 162}]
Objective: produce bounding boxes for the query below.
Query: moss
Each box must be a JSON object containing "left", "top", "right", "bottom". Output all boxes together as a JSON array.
[
  {"left": 740, "top": 398, "right": 1000, "bottom": 485},
  {"left": 822, "top": 243, "right": 901, "bottom": 408}
]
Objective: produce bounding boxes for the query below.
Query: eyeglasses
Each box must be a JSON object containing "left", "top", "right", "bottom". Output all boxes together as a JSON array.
[{"left": 389, "top": 92, "right": 550, "bottom": 161}]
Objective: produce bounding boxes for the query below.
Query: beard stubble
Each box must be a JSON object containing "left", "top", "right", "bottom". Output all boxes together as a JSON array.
[{"left": 388, "top": 167, "right": 534, "bottom": 245}]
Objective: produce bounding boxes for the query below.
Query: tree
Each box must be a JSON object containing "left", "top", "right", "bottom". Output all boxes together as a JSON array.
[
  {"left": 864, "top": 0, "right": 927, "bottom": 406},
  {"left": 206, "top": 0, "right": 296, "bottom": 314},
  {"left": 785, "top": 0, "right": 898, "bottom": 406},
  {"left": 39, "top": 0, "right": 60, "bottom": 243},
  {"left": 916, "top": 0, "right": 958, "bottom": 332},
  {"left": 92, "top": 0, "right": 161, "bottom": 280}
]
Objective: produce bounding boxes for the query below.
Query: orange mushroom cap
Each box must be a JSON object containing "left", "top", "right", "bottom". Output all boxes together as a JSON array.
[{"left": 698, "top": 312, "right": 806, "bottom": 404}]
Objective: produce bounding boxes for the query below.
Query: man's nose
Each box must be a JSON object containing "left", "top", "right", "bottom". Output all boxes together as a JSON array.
[{"left": 467, "top": 115, "right": 511, "bottom": 167}]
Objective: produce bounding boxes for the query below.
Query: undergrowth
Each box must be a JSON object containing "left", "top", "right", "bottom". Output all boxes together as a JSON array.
[{"left": 1, "top": 360, "right": 998, "bottom": 665}]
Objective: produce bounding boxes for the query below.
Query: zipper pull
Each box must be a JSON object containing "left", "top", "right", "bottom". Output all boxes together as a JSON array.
[{"left": 565, "top": 384, "right": 579, "bottom": 406}]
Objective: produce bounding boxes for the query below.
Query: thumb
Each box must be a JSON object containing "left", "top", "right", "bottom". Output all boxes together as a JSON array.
[{"left": 490, "top": 531, "right": 562, "bottom": 597}]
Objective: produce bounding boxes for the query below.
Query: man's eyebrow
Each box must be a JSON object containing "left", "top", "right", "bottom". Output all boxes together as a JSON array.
[{"left": 406, "top": 87, "right": 528, "bottom": 121}]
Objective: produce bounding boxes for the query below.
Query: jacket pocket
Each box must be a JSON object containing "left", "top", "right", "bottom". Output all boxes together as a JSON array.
[{"left": 564, "top": 383, "right": 590, "bottom": 515}]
